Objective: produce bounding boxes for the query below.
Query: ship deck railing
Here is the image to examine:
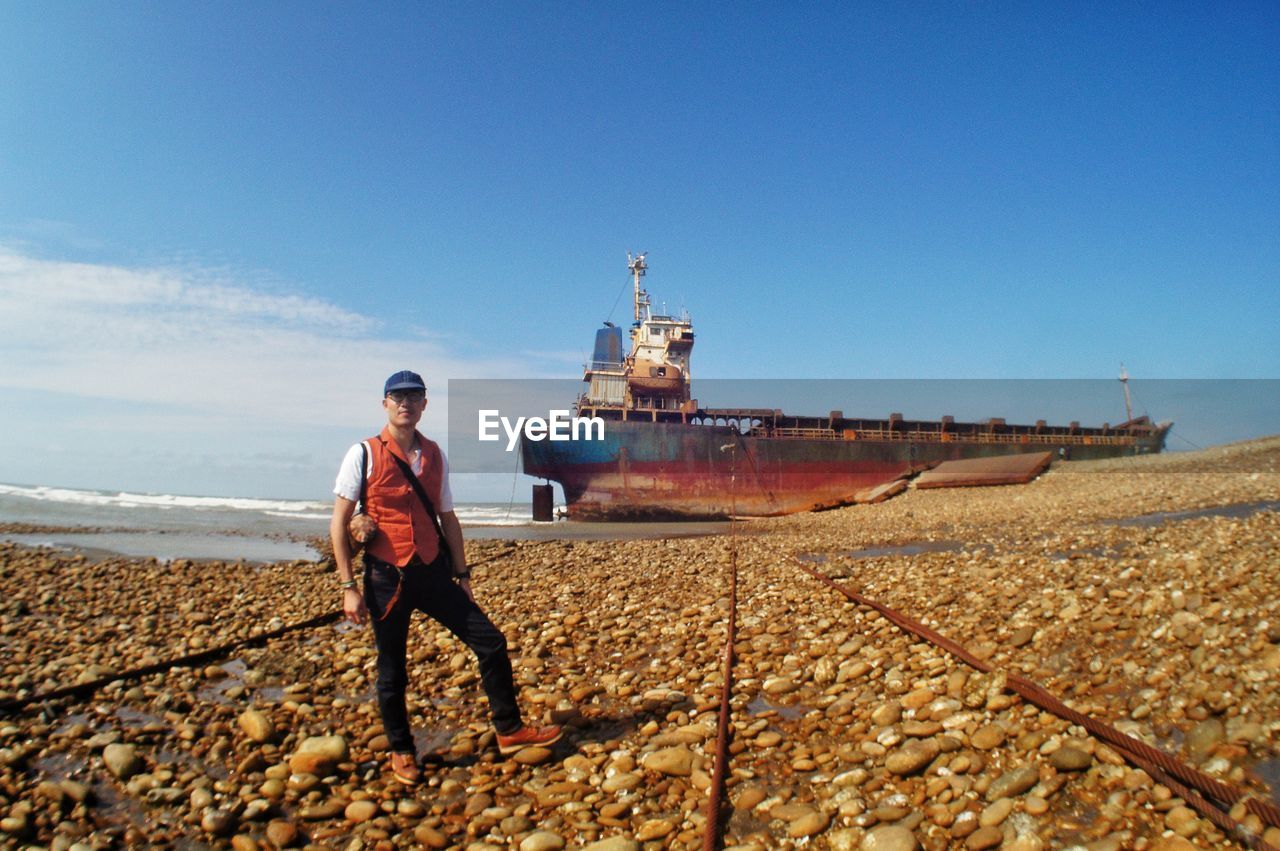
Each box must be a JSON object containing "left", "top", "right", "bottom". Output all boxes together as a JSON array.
[{"left": 761, "top": 426, "right": 1140, "bottom": 446}]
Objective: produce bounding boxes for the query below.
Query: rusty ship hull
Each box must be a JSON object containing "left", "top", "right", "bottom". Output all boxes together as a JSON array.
[
  {"left": 522, "top": 414, "right": 1171, "bottom": 521},
  {"left": 524, "top": 254, "right": 1171, "bottom": 521}
]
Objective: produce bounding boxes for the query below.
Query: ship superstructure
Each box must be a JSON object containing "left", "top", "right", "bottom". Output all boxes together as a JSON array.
[{"left": 582, "top": 252, "right": 696, "bottom": 416}]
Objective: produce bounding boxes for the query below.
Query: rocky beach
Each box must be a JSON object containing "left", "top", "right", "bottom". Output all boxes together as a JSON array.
[{"left": 1, "top": 437, "right": 1277, "bottom": 850}]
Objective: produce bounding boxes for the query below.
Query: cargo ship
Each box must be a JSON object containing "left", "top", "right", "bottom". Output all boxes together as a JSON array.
[{"left": 521, "top": 254, "right": 1172, "bottom": 520}]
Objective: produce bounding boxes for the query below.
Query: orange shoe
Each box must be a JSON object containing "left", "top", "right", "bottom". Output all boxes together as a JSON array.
[
  {"left": 389, "top": 751, "right": 421, "bottom": 785},
  {"left": 496, "top": 724, "right": 563, "bottom": 755}
]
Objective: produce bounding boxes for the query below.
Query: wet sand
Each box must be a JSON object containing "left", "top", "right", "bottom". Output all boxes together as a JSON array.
[
  {"left": 0, "top": 520, "right": 734, "bottom": 563},
  {"left": 0, "top": 436, "right": 1277, "bottom": 849},
  {"left": 463, "top": 520, "right": 737, "bottom": 543}
]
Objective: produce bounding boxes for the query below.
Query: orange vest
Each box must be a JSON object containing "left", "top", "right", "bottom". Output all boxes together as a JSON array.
[{"left": 363, "top": 427, "right": 446, "bottom": 567}]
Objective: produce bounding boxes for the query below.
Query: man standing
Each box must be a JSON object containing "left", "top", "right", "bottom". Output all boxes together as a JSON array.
[{"left": 330, "top": 370, "right": 560, "bottom": 785}]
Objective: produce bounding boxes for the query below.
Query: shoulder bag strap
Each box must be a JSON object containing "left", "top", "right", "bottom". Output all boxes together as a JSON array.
[{"left": 355, "top": 442, "right": 369, "bottom": 515}]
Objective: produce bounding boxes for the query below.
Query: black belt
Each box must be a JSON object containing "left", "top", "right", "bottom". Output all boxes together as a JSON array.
[{"left": 367, "top": 552, "right": 440, "bottom": 570}]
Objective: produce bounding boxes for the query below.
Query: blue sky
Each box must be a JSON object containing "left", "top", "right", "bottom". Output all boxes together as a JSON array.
[{"left": 1, "top": 2, "right": 1277, "bottom": 499}]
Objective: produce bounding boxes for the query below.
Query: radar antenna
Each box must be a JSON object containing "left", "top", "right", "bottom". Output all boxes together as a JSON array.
[
  {"left": 1119, "top": 364, "right": 1133, "bottom": 422},
  {"left": 627, "top": 251, "right": 650, "bottom": 322}
]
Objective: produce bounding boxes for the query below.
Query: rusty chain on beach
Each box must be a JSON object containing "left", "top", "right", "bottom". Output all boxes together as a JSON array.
[
  {"left": 795, "top": 557, "right": 1280, "bottom": 850},
  {"left": 702, "top": 440, "right": 744, "bottom": 851},
  {"left": 0, "top": 550, "right": 516, "bottom": 716},
  {"left": 701, "top": 531, "right": 738, "bottom": 851},
  {"left": 0, "top": 610, "right": 343, "bottom": 715}
]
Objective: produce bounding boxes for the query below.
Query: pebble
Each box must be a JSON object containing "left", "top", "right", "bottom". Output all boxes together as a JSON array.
[
  {"left": 1184, "top": 718, "right": 1225, "bottom": 759},
  {"left": 102, "top": 743, "right": 143, "bottom": 780},
  {"left": 36, "top": 780, "right": 66, "bottom": 807},
  {"left": 465, "top": 793, "right": 494, "bottom": 817},
  {"left": 788, "top": 810, "right": 831, "bottom": 837},
  {"left": 243, "top": 799, "right": 271, "bottom": 821},
  {"left": 287, "top": 772, "right": 320, "bottom": 794},
  {"left": 979, "top": 798, "right": 1014, "bottom": 826},
  {"left": 734, "top": 785, "right": 767, "bottom": 810},
  {"left": 950, "top": 812, "right": 979, "bottom": 841},
  {"left": 1164, "top": 805, "right": 1200, "bottom": 837},
  {"left": 414, "top": 826, "right": 449, "bottom": 848},
  {"left": 265, "top": 820, "right": 298, "bottom": 847},
  {"left": 514, "top": 746, "right": 553, "bottom": 765},
  {"left": 397, "top": 798, "right": 425, "bottom": 817},
  {"left": 772, "top": 802, "right": 816, "bottom": 820},
  {"left": 871, "top": 701, "right": 903, "bottom": 726},
  {"left": 1048, "top": 745, "right": 1092, "bottom": 771},
  {"left": 0, "top": 814, "right": 29, "bottom": 837},
  {"left": 201, "top": 809, "right": 236, "bottom": 836},
  {"left": 985, "top": 766, "right": 1039, "bottom": 800},
  {"left": 763, "top": 676, "right": 799, "bottom": 695},
  {"left": 520, "top": 832, "right": 566, "bottom": 851},
  {"left": 502, "top": 815, "right": 534, "bottom": 835},
  {"left": 344, "top": 799, "right": 379, "bottom": 823},
  {"left": 642, "top": 746, "right": 694, "bottom": 776},
  {"left": 601, "top": 771, "right": 641, "bottom": 792},
  {"left": 635, "top": 818, "right": 675, "bottom": 840},
  {"left": 238, "top": 709, "right": 276, "bottom": 743},
  {"left": 288, "top": 735, "right": 348, "bottom": 776},
  {"left": 600, "top": 802, "right": 630, "bottom": 820},
  {"left": 1147, "top": 838, "right": 1197, "bottom": 851},
  {"left": 299, "top": 799, "right": 345, "bottom": 820},
  {"left": 885, "top": 739, "right": 939, "bottom": 775},
  {"left": 581, "top": 839, "right": 640, "bottom": 851},
  {"left": 1008, "top": 625, "right": 1035, "bottom": 647},
  {"left": 965, "top": 825, "right": 1004, "bottom": 849},
  {"left": 189, "top": 786, "right": 214, "bottom": 810},
  {"left": 859, "top": 825, "right": 918, "bottom": 850},
  {"left": 829, "top": 830, "right": 862, "bottom": 851},
  {"left": 970, "top": 723, "right": 1006, "bottom": 750}
]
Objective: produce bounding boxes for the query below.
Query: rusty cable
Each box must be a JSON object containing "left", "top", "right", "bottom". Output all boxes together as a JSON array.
[
  {"left": 1114, "top": 749, "right": 1278, "bottom": 851},
  {"left": 702, "top": 440, "right": 743, "bottom": 851},
  {"left": 702, "top": 542, "right": 737, "bottom": 851},
  {"left": 1004, "top": 673, "right": 1280, "bottom": 833},
  {"left": 1, "top": 550, "right": 516, "bottom": 716},
  {"left": 796, "top": 558, "right": 1280, "bottom": 846},
  {"left": 0, "top": 610, "right": 342, "bottom": 715}
]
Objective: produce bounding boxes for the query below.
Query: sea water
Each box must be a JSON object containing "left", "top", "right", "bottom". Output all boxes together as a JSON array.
[{"left": 0, "top": 482, "right": 541, "bottom": 562}]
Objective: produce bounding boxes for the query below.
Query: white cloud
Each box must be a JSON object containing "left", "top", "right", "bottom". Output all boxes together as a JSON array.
[{"left": 0, "top": 247, "right": 522, "bottom": 432}]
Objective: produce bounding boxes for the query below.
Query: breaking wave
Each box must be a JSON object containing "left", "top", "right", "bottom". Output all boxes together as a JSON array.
[
  {"left": 453, "top": 504, "right": 538, "bottom": 526},
  {"left": 0, "top": 482, "right": 547, "bottom": 529},
  {"left": 0, "top": 482, "right": 329, "bottom": 514}
]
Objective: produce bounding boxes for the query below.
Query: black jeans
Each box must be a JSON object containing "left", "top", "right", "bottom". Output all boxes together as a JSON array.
[{"left": 364, "top": 553, "right": 522, "bottom": 753}]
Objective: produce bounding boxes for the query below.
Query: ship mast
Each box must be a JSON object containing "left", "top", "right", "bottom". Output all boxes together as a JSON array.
[
  {"left": 1119, "top": 364, "right": 1133, "bottom": 422},
  {"left": 628, "top": 251, "right": 649, "bottom": 322}
]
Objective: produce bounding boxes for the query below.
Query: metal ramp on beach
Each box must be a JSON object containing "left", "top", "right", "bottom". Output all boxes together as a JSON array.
[{"left": 913, "top": 451, "right": 1054, "bottom": 489}]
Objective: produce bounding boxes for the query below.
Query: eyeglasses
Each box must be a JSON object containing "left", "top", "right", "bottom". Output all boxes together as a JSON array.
[{"left": 387, "top": 390, "right": 426, "bottom": 404}]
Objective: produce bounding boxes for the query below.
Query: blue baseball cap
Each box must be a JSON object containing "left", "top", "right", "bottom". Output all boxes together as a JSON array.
[{"left": 384, "top": 370, "right": 426, "bottom": 395}]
